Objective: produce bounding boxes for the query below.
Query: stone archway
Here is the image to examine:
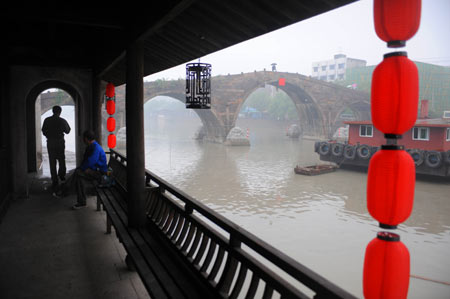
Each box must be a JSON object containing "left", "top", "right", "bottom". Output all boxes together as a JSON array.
[
  {"left": 330, "top": 100, "right": 371, "bottom": 138},
  {"left": 26, "top": 81, "right": 81, "bottom": 173},
  {"left": 232, "top": 81, "right": 326, "bottom": 138},
  {"left": 144, "top": 92, "right": 227, "bottom": 143}
]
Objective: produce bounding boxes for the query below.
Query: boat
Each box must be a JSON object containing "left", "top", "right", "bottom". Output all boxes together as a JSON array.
[
  {"left": 294, "top": 164, "right": 338, "bottom": 176},
  {"left": 315, "top": 104, "right": 450, "bottom": 177}
]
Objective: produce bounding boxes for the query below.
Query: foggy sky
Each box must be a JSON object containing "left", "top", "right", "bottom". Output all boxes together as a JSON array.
[{"left": 145, "top": 0, "right": 450, "bottom": 81}]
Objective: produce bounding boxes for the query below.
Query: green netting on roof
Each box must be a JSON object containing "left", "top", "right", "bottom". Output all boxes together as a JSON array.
[{"left": 340, "top": 62, "right": 450, "bottom": 117}]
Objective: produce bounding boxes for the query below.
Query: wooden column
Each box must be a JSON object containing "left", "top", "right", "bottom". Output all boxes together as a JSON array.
[
  {"left": 125, "top": 40, "right": 146, "bottom": 228},
  {"left": 92, "top": 78, "right": 103, "bottom": 145}
]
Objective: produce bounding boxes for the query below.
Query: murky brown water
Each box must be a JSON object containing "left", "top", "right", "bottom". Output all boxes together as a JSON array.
[
  {"left": 42, "top": 115, "right": 450, "bottom": 298},
  {"left": 142, "top": 116, "right": 450, "bottom": 299}
]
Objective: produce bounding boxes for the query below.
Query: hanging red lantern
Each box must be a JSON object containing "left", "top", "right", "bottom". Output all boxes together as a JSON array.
[
  {"left": 367, "top": 146, "right": 415, "bottom": 228},
  {"left": 363, "top": 232, "right": 410, "bottom": 299},
  {"left": 105, "top": 82, "right": 115, "bottom": 99},
  {"left": 108, "top": 134, "right": 116, "bottom": 148},
  {"left": 106, "top": 100, "right": 115, "bottom": 115},
  {"left": 107, "top": 117, "right": 116, "bottom": 132},
  {"left": 374, "top": 0, "right": 421, "bottom": 48},
  {"left": 371, "top": 52, "right": 418, "bottom": 135},
  {"left": 278, "top": 78, "right": 286, "bottom": 86}
]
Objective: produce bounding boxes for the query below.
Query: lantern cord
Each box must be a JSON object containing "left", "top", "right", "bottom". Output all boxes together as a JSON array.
[{"left": 410, "top": 274, "right": 450, "bottom": 286}]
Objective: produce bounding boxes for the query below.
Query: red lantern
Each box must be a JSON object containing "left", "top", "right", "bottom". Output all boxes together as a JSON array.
[
  {"left": 105, "top": 83, "right": 115, "bottom": 98},
  {"left": 278, "top": 78, "right": 286, "bottom": 86},
  {"left": 371, "top": 52, "right": 418, "bottom": 135},
  {"left": 106, "top": 100, "right": 115, "bottom": 115},
  {"left": 363, "top": 232, "right": 410, "bottom": 299},
  {"left": 108, "top": 134, "right": 116, "bottom": 148},
  {"left": 367, "top": 146, "right": 415, "bottom": 228},
  {"left": 374, "top": 0, "right": 421, "bottom": 47},
  {"left": 107, "top": 117, "right": 115, "bottom": 132}
]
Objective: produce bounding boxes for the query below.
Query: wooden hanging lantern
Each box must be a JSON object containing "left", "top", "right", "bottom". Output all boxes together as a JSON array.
[
  {"left": 363, "top": 232, "right": 410, "bottom": 299},
  {"left": 374, "top": 0, "right": 421, "bottom": 47},
  {"left": 185, "top": 63, "right": 211, "bottom": 109}
]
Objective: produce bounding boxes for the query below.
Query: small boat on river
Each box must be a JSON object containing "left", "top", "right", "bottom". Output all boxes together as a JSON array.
[{"left": 294, "top": 164, "right": 338, "bottom": 176}]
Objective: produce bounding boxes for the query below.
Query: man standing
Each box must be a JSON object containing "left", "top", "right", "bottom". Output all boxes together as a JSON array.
[
  {"left": 42, "top": 105, "right": 71, "bottom": 194},
  {"left": 63, "top": 130, "right": 107, "bottom": 209}
]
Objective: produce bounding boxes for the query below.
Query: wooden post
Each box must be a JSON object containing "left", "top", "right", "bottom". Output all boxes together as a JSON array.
[
  {"left": 125, "top": 40, "right": 146, "bottom": 228},
  {"left": 92, "top": 78, "right": 103, "bottom": 145}
]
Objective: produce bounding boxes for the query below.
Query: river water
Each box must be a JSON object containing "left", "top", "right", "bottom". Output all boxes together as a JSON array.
[
  {"left": 140, "top": 116, "right": 450, "bottom": 299},
  {"left": 42, "top": 109, "right": 450, "bottom": 298}
]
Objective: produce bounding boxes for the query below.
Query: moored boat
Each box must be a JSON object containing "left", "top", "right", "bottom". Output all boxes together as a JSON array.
[
  {"left": 294, "top": 164, "right": 338, "bottom": 176},
  {"left": 315, "top": 111, "right": 450, "bottom": 177}
]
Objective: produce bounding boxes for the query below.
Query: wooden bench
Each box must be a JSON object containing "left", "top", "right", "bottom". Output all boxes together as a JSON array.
[
  {"left": 96, "top": 151, "right": 217, "bottom": 298},
  {"left": 97, "top": 150, "right": 357, "bottom": 299}
]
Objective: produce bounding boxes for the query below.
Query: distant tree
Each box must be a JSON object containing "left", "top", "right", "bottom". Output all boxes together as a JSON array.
[{"left": 241, "top": 86, "right": 298, "bottom": 120}]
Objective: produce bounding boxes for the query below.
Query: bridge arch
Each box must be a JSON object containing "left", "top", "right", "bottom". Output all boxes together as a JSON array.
[
  {"left": 330, "top": 100, "right": 371, "bottom": 136},
  {"left": 232, "top": 81, "right": 326, "bottom": 137},
  {"left": 26, "top": 80, "right": 81, "bottom": 173},
  {"left": 144, "top": 92, "right": 226, "bottom": 142}
]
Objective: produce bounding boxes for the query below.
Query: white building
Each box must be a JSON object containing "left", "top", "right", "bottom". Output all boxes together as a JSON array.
[{"left": 311, "top": 54, "right": 366, "bottom": 82}]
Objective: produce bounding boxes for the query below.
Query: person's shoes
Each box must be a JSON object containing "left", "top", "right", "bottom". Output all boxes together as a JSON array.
[{"left": 72, "top": 203, "right": 87, "bottom": 210}]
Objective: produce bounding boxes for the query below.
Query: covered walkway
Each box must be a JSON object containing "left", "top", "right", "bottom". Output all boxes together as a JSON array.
[{"left": 0, "top": 175, "right": 149, "bottom": 299}]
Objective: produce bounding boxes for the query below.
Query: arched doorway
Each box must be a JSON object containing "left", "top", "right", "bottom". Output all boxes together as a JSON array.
[
  {"left": 26, "top": 80, "right": 81, "bottom": 173},
  {"left": 38, "top": 90, "right": 76, "bottom": 177}
]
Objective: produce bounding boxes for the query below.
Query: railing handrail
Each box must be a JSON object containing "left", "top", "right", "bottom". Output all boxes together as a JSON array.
[{"left": 110, "top": 149, "right": 357, "bottom": 298}]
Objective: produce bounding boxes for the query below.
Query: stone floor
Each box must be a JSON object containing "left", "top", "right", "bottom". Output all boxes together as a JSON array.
[{"left": 0, "top": 175, "right": 151, "bottom": 299}]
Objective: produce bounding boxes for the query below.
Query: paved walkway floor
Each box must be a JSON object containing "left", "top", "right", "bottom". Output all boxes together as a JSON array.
[{"left": 0, "top": 174, "right": 151, "bottom": 299}]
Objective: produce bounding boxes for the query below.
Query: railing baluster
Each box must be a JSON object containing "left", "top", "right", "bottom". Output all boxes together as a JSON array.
[
  {"left": 230, "top": 264, "right": 248, "bottom": 299},
  {"left": 181, "top": 224, "right": 196, "bottom": 254},
  {"left": 166, "top": 212, "right": 180, "bottom": 238},
  {"left": 216, "top": 235, "right": 241, "bottom": 293},
  {"left": 144, "top": 188, "right": 158, "bottom": 214},
  {"left": 262, "top": 285, "right": 274, "bottom": 299},
  {"left": 155, "top": 201, "right": 168, "bottom": 227},
  {"left": 175, "top": 220, "right": 190, "bottom": 248},
  {"left": 171, "top": 216, "right": 185, "bottom": 243},
  {"left": 200, "top": 240, "right": 217, "bottom": 275},
  {"left": 245, "top": 273, "right": 260, "bottom": 299},
  {"left": 187, "top": 228, "right": 202, "bottom": 259},
  {"left": 193, "top": 233, "right": 209, "bottom": 267},
  {"left": 208, "top": 247, "right": 225, "bottom": 282},
  {"left": 216, "top": 254, "right": 239, "bottom": 295},
  {"left": 162, "top": 208, "right": 175, "bottom": 233},
  {"left": 150, "top": 196, "right": 162, "bottom": 221}
]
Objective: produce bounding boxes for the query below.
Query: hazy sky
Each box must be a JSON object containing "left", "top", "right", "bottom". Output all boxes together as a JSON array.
[{"left": 145, "top": 0, "right": 450, "bottom": 81}]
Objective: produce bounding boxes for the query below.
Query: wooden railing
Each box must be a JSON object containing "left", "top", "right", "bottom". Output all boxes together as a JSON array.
[{"left": 110, "top": 149, "right": 356, "bottom": 299}]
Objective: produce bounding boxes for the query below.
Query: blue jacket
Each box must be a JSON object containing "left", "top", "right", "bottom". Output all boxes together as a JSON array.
[{"left": 80, "top": 141, "right": 108, "bottom": 173}]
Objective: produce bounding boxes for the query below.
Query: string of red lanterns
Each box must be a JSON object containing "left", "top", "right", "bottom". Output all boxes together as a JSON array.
[
  {"left": 363, "top": 1, "right": 421, "bottom": 298},
  {"left": 105, "top": 83, "right": 116, "bottom": 148}
]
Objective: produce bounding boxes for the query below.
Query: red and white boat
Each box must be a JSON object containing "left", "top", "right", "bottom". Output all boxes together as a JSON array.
[{"left": 315, "top": 101, "right": 450, "bottom": 177}]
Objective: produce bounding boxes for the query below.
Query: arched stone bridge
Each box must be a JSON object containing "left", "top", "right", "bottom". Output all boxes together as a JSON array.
[
  {"left": 40, "top": 71, "right": 370, "bottom": 142},
  {"left": 141, "top": 71, "right": 370, "bottom": 141}
]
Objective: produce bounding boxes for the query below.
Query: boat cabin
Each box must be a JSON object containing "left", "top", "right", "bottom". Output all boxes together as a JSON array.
[{"left": 344, "top": 118, "right": 450, "bottom": 152}]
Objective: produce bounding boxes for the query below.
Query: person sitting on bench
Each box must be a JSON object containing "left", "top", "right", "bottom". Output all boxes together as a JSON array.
[{"left": 60, "top": 130, "right": 107, "bottom": 209}]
